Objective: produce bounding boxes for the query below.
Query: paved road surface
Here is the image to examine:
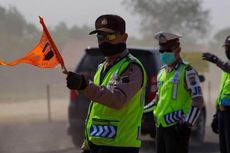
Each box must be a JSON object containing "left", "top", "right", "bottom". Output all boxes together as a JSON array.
[
  {"left": 0, "top": 98, "right": 220, "bottom": 153},
  {"left": 0, "top": 120, "right": 220, "bottom": 153}
]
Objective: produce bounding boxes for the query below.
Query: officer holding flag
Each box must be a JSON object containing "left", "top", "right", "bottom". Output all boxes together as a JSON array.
[{"left": 66, "top": 14, "right": 147, "bottom": 153}]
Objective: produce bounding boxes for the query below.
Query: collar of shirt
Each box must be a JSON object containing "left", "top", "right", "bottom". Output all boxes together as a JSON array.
[
  {"left": 166, "top": 58, "right": 183, "bottom": 72},
  {"left": 104, "top": 49, "right": 129, "bottom": 68}
]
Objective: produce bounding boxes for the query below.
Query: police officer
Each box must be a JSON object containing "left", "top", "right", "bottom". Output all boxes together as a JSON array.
[
  {"left": 144, "top": 32, "right": 204, "bottom": 153},
  {"left": 202, "top": 35, "right": 230, "bottom": 153},
  {"left": 66, "top": 14, "right": 147, "bottom": 153}
]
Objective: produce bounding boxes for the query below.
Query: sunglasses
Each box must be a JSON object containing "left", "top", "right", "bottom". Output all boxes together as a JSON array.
[{"left": 96, "top": 33, "right": 117, "bottom": 41}]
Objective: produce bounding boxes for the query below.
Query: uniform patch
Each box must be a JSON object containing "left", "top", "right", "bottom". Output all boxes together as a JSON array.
[
  {"left": 185, "top": 67, "right": 202, "bottom": 97},
  {"left": 159, "top": 34, "right": 167, "bottom": 43},
  {"left": 188, "top": 76, "right": 197, "bottom": 86},
  {"left": 191, "top": 86, "right": 202, "bottom": 96}
]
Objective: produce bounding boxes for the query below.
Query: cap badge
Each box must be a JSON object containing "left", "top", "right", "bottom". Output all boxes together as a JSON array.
[
  {"left": 101, "top": 18, "right": 108, "bottom": 25},
  {"left": 159, "top": 34, "right": 167, "bottom": 43}
]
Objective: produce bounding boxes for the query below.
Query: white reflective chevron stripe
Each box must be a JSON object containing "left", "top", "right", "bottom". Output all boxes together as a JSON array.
[
  {"left": 90, "top": 125, "right": 117, "bottom": 138},
  {"left": 165, "top": 114, "right": 170, "bottom": 123},
  {"left": 144, "top": 101, "right": 156, "bottom": 113},
  {"left": 174, "top": 110, "right": 182, "bottom": 120},
  {"left": 172, "top": 111, "right": 179, "bottom": 121},
  {"left": 186, "top": 106, "right": 200, "bottom": 125},
  {"left": 91, "top": 125, "right": 98, "bottom": 136},
  {"left": 169, "top": 113, "right": 174, "bottom": 123},
  {"left": 101, "top": 126, "right": 109, "bottom": 137},
  {"left": 164, "top": 110, "right": 184, "bottom": 124},
  {"left": 165, "top": 114, "right": 173, "bottom": 124},
  {"left": 108, "top": 125, "right": 116, "bottom": 138},
  {"left": 95, "top": 125, "right": 103, "bottom": 136}
]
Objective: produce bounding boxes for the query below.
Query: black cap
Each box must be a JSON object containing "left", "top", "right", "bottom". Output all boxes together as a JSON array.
[
  {"left": 223, "top": 35, "right": 230, "bottom": 47},
  {"left": 89, "top": 14, "right": 126, "bottom": 35}
]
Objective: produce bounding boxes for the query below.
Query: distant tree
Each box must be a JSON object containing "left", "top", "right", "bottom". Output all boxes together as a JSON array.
[
  {"left": 0, "top": 5, "right": 39, "bottom": 58},
  {"left": 123, "top": 0, "right": 211, "bottom": 44},
  {"left": 0, "top": 6, "right": 38, "bottom": 38},
  {"left": 69, "top": 25, "right": 93, "bottom": 40},
  {"left": 52, "top": 22, "right": 92, "bottom": 49},
  {"left": 51, "top": 22, "right": 69, "bottom": 49},
  {"left": 0, "top": 5, "right": 94, "bottom": 58}
]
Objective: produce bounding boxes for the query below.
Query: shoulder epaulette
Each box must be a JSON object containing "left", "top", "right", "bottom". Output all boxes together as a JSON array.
[
  {"left": 127, "top": 53, "right": 137, "bottom": 62},
  {"left": 99, "top": 58, "right": 106, "bottom": 64},
  {"left": 181, "top": 60, "right": 190, "bottom": 66},
  {"left": 160, "top": 65, "right": 167, "bottom": 70},
  {"left": 184, "top": 62, "right": 199, "bottom": 74}
]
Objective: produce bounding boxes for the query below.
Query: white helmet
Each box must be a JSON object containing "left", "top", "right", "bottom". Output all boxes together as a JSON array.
[{"left": 154, "top": 31, "right": 182, "bottom": 44}]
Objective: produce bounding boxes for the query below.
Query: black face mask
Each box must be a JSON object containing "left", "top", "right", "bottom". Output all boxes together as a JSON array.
[
  {"left": 99, "top": 42, "right": 126, "bottom": 56},
  {"left": 225, "top": 49, "right": 230, "bottom": 60}
]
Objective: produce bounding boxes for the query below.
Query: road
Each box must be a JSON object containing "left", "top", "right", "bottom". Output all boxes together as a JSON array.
[
  {"left": 0, "top": 99, "right": 220, "bottom": 153},
  {"left": 0, "top": 120, "right": 219, "bottom": 153}
]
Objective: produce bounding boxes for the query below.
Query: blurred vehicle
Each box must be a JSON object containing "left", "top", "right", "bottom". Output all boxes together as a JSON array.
[{"left": 67, "top": 47, "right": 206, "bottom": 147}]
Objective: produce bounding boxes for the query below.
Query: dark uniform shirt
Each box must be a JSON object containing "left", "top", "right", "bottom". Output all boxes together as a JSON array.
[
  {"left": 216, "top": 59, "right": 230, "bottom": 73},
  {"left": 82, "top": 49, "right": 143, "bottom": 109}
]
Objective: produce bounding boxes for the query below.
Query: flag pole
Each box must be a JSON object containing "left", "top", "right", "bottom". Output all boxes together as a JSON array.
[{"left": 39, "top": 16, "right": 68, "bottom": 74}]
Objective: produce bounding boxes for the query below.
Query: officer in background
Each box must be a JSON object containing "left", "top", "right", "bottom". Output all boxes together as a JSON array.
[
  {"left": 202, "top": 35, "right": 230, "bottom": 153},
  {"left": 144, "top": 32, "right": 204, "bottom": 153},
  {"left": 66, "top": 14, "right": 147, "bottom": 153}
]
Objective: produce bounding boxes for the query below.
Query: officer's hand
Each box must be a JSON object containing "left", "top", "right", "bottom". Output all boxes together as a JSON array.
[
  {"left": 211, "top": 112, "right": 219, "bottom": 134},
  {"left": 202, "top": 52, "right": 219, "bottom": 64},
  {"left": 66, "top": 71, "right": 88, "bottom": 90},
  {"left": 175, "top": 122, "right": 191, "bottom": 137}
]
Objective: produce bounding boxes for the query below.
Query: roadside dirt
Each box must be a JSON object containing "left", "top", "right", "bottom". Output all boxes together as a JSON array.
[{"left": 0, "top": 98, "right": 220, "bottom": 153}]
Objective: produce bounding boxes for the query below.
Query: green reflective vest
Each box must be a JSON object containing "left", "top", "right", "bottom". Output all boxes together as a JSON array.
[
  {"left": 154, "top": 63, "right": 191, "bottom": 127},
  {"left": 216, "top": 71, "right": 230, "bottom": 106},
  {"left": 86, "top": 54, "right": 147, "bottom": 147}
]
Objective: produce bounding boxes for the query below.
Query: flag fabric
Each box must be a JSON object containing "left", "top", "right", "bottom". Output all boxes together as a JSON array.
[{"left": 0, "top": 16, "right": 66, "bottom": 69}]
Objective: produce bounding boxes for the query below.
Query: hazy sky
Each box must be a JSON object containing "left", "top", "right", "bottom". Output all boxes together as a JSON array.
[{"left": 0, "top": 0, "right": 229, "bottom": 38}]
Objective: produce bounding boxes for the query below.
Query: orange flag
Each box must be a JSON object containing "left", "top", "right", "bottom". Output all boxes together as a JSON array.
[{"left": 0, "top": 16, "right": 67, "bottom": 71}]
